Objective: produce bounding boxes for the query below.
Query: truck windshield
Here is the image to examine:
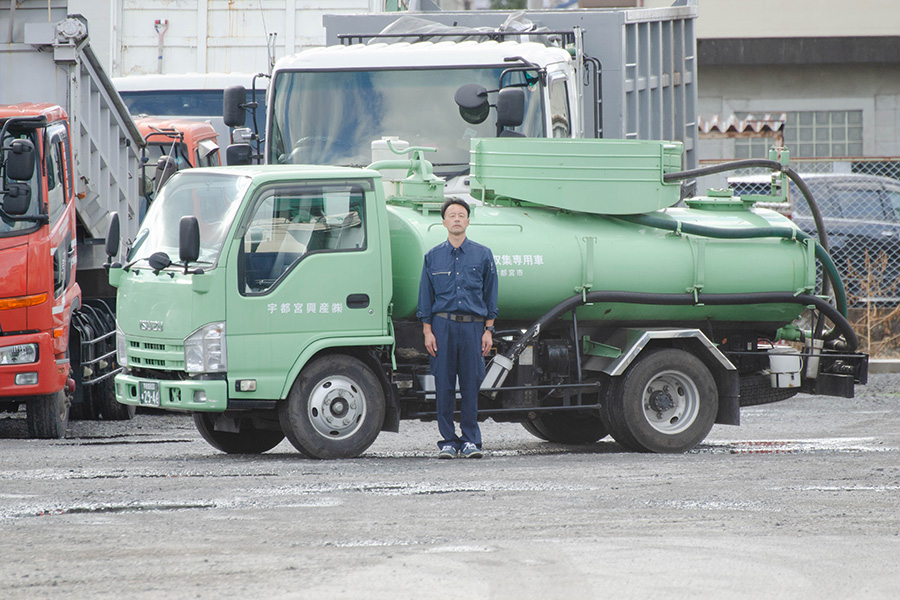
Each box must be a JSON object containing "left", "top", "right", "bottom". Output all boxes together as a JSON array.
[
  {"left": 268, "top": 67, "right": 543, "bottom": 176},
  {"left": 0, "top": 130, "right": 41, "bottom": 235},
  {"left": 127, "top": 172, "right": 250, "bottom": 268}
]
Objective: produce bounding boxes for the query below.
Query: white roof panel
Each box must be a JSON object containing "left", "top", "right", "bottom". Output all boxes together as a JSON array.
[{"left": 273, "top": 41, "right": 571, "bottom": 72}]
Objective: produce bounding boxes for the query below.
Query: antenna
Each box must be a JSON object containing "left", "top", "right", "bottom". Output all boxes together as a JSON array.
[{"left": 257, "top": 0, "right": 277, "bottom": 74}]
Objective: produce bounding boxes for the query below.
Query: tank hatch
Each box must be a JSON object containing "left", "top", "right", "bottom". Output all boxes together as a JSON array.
[{"left": 469, "top": 138, "right": 683, "bottom": 215}]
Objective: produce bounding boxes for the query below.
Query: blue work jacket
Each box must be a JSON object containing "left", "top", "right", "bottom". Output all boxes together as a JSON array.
[{"left": 417, "top": 237, "right": 499, "bottom": 324}]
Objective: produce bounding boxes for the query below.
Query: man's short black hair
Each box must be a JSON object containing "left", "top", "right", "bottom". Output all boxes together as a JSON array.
[{"left": 441, "top": 198, "right": 470, "bottom": 219}]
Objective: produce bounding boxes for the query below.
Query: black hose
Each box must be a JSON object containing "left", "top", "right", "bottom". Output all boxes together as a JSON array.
[
  {"left": 620, "top": 213, "right": 847, "bottom": 317},
  {"left": 662, "top": 159, "right": 840, "bottom": 339},
  {"left": 662, "top": 159, "right": 830, "bottom": 253},
  {"left": 506, "top": 290, "right": 858, "bottom": 364}
]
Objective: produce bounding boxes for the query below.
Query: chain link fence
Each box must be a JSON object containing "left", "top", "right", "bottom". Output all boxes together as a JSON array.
[{"left": 699, "top": 157, "right": 900, "bottom": 356}]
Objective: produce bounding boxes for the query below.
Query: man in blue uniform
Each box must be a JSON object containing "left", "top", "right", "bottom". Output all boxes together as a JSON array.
[{"left": 417, "top": 198, "right": 499, "bottom": 459}]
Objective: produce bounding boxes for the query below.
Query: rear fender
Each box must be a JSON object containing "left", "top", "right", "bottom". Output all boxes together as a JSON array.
[{"left": 589, "top": 328, "right": 740, "bottom": 426}]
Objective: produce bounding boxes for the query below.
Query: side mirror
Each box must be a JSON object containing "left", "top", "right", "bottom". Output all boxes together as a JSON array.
[
  {"left": 496, "top": 87, "right": 526, "bottom": 128},
  {"left": 223, "top": 85, "right": 247, "bottom": 128},
  {"left": 154, "top": 155, "right": 178, "bottom": 191},
  {"left": 6, "top": 139, "right": 36, "bottom": 181},
  {"left": 1, "top": 183, "right": 31, "bottom": 215},
  {"left": 148, "top": 251, "right": 172, "bottom": 275},
  {"left": 105, "top": 212, "right": 121, "bottom": 261},
  {"left": 179, "top": 215, "right": 201, "bottom": 269},
  {"left": 226, "top": 143, "right": 253, "bottom": 166},
  {"left": 454, "top": 83, "right": 490, "bottom": 125}
]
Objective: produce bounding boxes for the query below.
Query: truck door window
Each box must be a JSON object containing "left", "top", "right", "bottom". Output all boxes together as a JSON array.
[
  {"left": 197, "top": 139, "right": 220, "bottom": 167},
  {"left": 1, "top": 131, "right": 41, "bottom": 234},
  {"left": 548, "top": 76, "right": 571, "bottom": 138},
  {"left": 241, "top": 181, "right": 369, "bottom": 294},
  {"left": 46, "top": 137, "right": 66, "bottom": 223}
]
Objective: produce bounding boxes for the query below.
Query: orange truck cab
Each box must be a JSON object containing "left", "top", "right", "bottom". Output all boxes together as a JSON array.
[{"left": 136, "top": 117, "right": 220, "bottom": 214}]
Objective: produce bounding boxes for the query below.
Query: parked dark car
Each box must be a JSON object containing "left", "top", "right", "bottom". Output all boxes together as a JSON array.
[{"left": 729, "top": 173, "right": 900, "bottom": 303}]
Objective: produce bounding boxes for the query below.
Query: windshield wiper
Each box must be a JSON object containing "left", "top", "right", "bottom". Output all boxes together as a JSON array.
[{"left": 123, "top": 256, "right": 215, "bottom": 271}]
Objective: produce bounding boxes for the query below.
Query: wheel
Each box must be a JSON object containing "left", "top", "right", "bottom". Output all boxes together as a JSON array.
[
  {"left": 520, "top": 419, "right": 550, "bottom": 441},
  {"left": 68, "top": 385, "right": 100, "bottom": 420},
  {"left": 524, "top": 412, "right": 608, "bottom": 444},
  {"left": 67, "top": 323, "right": 101, "bottom": 420},
  {"left": 193, "top": 413, "right": 286, "bottom": 454},
  {"left": 739, "top": 374, "right": 801, "bottom": 407},
  {"left": 278, "top": 354, "right": 385, "bottom": 459},
  {"left": 601, "top": 348, "right": 717, "bottom": 453},
  {"left": 26, "top": 389, "right": 70, "bottom": 439},
  {"left": 97, "top": 378, "right": 136, "bottom": 421}
]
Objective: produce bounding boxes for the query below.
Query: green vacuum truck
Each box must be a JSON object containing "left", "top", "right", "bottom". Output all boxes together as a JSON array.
[{"left": 105, "top": 128, "right": 867, "bottom": 458}]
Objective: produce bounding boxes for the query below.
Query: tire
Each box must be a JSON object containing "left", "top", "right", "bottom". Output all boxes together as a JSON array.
[
  {"left": 97, "top": 378, "right": 136, "bottom": 421},
  {"left": 69, "top": 386, "right": 100, "bottom": 420},
  {"left": 520, "top": 419, "right": 550, "bottom": 441},
  {"left": 193, "top": 413, "right": 286, "bottom": 454},
  {"left": 524, "top": 412, "right": 608, "bottom": 444},
  {"left": 278, "top": 354, "right": 385, "bottom": 459},
  {"left": 739, "top": 373, "right": 801, "bottom": 407},
  {"left": 601, "top": 348, "right": 717, "bottom": 453},
  {"left": 26, "top": 389, "right": 70, "bottom": 439},
  {"left": 67, "top": 324, "right": 101, "bottom": 421}
]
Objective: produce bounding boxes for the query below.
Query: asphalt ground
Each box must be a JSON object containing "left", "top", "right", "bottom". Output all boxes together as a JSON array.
[{"left": 1, "top": 374, "right": 899, "bottom": 599}]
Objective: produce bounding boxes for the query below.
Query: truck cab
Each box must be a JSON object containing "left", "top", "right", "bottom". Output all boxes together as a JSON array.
[
  {"left": 112, "top": 165, "right": 393, "bottom": 454},
  {"left": 136, "top": 117, "right": 221, "bottom": 215},
  {"left": 0, "top": 104, "right": 78, "bottom": 437},
  {"left": 266, "top": 41, "right": 579, "bottom": 176}
]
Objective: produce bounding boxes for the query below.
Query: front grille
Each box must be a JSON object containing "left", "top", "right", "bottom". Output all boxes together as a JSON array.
[
  {"left": 129, "top": 367, "right": 189, "bottom": 381},
  {"left": 126, "top": 337, "right": 184, "bottom": 371},
  {"left": 133, "top": 357, "right": 166, "bottom": 367}
]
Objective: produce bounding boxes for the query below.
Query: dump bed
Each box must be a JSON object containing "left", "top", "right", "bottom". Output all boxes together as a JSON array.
[{"left": 1, "top": 3, "right": 144, "bottom": 269}]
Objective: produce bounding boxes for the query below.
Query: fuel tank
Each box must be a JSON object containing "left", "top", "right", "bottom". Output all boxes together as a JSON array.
[{"left": 386, "top": 200, "right": 814, "bottom": 326}]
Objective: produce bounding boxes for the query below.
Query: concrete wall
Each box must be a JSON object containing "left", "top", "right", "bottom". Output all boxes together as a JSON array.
[
  {"left": 643, "top": 0, "right": 900, "bottom": 39},
  {"left": 698, "top": 64, "right": 900, "bottom": 159},
  {"left": 70, "top": 0, "right": 374, "bottom": 77}
]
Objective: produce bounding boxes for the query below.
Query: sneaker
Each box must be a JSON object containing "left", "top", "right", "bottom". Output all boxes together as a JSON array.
[
  {"left": 438, "top": 445, "right": 458, "bottom": 459},
  {"left": 460, "top": 442, "right": 483, "bottom": 459}
]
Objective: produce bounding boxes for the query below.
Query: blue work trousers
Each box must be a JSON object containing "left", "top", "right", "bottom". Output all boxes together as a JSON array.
[{"left": 430, "top": 317, "right": 485, "bottom": 450}]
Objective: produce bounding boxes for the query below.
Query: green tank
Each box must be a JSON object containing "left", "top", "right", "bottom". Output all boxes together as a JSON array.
[
  {"left": 387, "top": 202, "right": 813, "bottom": 325},
  {"left": 386, "top": 139, "right": 815, "bottom": 326}
]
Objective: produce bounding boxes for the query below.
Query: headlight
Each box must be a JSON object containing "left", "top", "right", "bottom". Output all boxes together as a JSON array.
[
  {"left": 0, "top": 343, "right": 39, "bottom": 365},
  {"left": 184, "top": 322, "right": 227, "bottom": 373},
  {"left": 116, "top": 324, "right": 127, "bottom": 367}
]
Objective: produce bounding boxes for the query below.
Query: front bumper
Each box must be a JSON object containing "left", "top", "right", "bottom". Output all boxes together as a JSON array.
[
  {"left": 0, "top": 331, "right": 68, "bottom": 397},
  {"left": 115, "top": 371, "right": 228, "bottom": 412}
]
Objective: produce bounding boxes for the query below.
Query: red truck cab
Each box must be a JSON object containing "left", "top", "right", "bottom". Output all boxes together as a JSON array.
[{"left": 1, "top": 103, "right": 79, "bottom": 438}]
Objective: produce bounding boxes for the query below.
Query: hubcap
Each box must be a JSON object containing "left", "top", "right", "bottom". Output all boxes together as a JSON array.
[
  {"left": 640, "top": 370, "right": 700, "bottom": 435},
  {"left": 307, "top": 375, "right": 366, "bottom": 440}
]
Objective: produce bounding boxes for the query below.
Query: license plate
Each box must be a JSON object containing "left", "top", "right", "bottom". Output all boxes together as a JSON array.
[{"left": 139, "top": 381, "right": 161, "bottom": 407}]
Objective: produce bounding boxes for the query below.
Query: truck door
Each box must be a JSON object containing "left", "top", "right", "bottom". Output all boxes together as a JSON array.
[
  {"left": 226, "top": 178, "right": 386, "bottom": 398},
  {"left": 45, "top": 124, "right": 77, "bottom": 357}
]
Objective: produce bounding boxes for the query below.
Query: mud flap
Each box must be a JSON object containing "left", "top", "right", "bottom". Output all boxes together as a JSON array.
[{"left": 715, "top": 369, "right": 740, "bottom": 426}]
